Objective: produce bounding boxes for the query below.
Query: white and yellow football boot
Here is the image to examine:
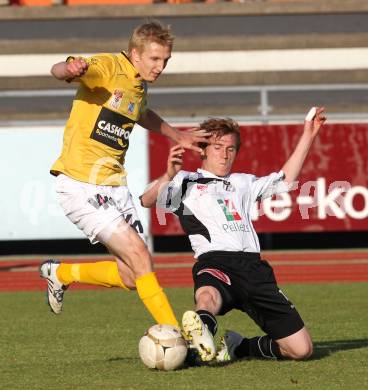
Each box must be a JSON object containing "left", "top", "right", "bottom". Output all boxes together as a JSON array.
[
  {"left": 182, "top": 310, "right": 216, "bottom": 362},
  {"left": 216, "top": 330, "right": 243, "bottom": 363}
]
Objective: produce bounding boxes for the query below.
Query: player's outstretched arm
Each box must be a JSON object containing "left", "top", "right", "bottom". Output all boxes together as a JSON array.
[
  {"left": 138, "top": 109, "right": 210, "bottom": 153},
  {"left": 50, "top": 58, "right": 88, "bottom": 81},
  {"left": 140, "top": 145, "right": 184, "bottom": 208},
  {"left": 281, "top": 107, "right": 327, "bottom": 185}
]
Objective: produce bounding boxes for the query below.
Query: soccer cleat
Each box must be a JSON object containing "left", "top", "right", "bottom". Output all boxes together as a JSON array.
[
  {"left": 39, "top": 259, "right": 68, "bottom": 314},
  {"left": 216, "top": 330, "right": 244, "bottom": 363},
  {"left": 182, "top": 310, "right": 216, "bottom": 362}
]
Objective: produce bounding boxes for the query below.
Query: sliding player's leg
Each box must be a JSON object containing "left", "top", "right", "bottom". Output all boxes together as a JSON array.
[
  {"left": 217, "top": 326, "right": 312, "bottom": 362},
  {"left": 182, "top": 286, "right": 220, "bottom": 361},
  {"left": 217, "top": 258, "right": 311, "bottom": 362},
  {"left": 182, "top": 266, "right": 228, "bottom": 362}
]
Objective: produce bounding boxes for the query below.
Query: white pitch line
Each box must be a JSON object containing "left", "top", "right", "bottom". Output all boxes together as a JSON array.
[{"left": 1, "top": 48, "right": 368, "bottom": 77}]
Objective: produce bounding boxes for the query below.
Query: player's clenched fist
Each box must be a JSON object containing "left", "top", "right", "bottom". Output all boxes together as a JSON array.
[
  {"left": 51, "top": 57, "right": 89, "bottom": 81},
  {"left": 66, "top": 58, "right": 89, "bottom": 78}
]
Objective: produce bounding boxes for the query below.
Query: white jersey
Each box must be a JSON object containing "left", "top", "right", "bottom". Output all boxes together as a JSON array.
[{"left": 158, "top": 168, "right": 289, "bottom": 258}]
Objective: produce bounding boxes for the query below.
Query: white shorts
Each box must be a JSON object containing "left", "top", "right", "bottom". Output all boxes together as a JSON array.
[{"left": 55, "top": 174, "right": 145, "bottom": 244}]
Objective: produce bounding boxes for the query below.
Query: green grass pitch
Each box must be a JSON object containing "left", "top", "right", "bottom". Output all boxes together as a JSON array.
[{"left": 1, "top": 283, "right": 367, "bottom": 389}]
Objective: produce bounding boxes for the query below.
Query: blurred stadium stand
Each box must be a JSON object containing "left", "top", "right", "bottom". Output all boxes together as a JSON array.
[
  {"left": 1, "top": 0, "right": 315, "bottom": 5},
  {"left": 1, "top": 1, "right": 368, "bottom": 120},
  {"left": 0, "top": 0, "right": 367, "bottom": 253},
  {"left": 3, "top": 0, "right": 368, "bottom": 7}
]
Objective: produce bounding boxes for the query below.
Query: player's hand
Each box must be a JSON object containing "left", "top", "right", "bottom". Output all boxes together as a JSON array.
[
  {"left": 304, "top": 107, "right": 327, "bottom": 137},
  {"left": 66, "top": 58, "right": 89, "bottom": 78},
  {"left": 176, "top": 127, "right": 211, "bottom": 154},
  {"left": 167, "top": 145, "right": 185, "bottom": 179}
]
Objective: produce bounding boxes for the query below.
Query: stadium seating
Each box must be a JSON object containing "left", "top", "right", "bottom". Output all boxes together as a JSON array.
[
  {"left": 3, "top": 0, "right": 236, "bottom": 4},
  {"left": 9, "top": 0, "right": 198, "bottom": 4},
  {"left": 63, "top": 0, "right": 154, "bottom": 4},
  {"left": 10, "top": 0, "right": 52, "bottom": 5}
]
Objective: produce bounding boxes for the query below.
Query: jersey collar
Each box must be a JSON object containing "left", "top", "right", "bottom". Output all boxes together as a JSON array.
[
  {"left": 197, "top": 168, "right": 230, "bottom": 180},
  {"left": 119, "top": 51, "right": 141, "bottom": 80}
]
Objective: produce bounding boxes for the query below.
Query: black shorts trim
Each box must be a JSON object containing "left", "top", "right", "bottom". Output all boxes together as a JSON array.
[{"left": 266, "top": 313, "right": 304, "bottom": 340}]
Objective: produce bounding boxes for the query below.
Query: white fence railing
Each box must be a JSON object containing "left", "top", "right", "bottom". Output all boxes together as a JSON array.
[{"left": 1, "top": 84, "right": 368, "bottom": 125}]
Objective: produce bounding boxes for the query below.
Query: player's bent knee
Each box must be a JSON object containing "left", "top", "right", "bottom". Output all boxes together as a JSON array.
[
  {"left": 277, "top": 327, "right": 313, "bottom": 360},
  {"left": 196, "top": 290, "right": 213, "bottom": 305},
  {"left": 301, "top": 342, "right": 313, "bottom": 359},
  {"left": 195, "top": 286, "right": 221, "bottom": 313},
  {"left": 288, "top": 341, "right": 313, "bottom": 360}
]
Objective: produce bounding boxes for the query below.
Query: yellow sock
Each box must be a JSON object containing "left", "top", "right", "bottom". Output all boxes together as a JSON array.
[
  {"left": 135, "top": 272, "right": 179, "bottom": 327},
  {"left": 57, "top": 261, "right": 128, "bottom": 290}
]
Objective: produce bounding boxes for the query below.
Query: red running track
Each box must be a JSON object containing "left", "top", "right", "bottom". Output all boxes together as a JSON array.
[{"left": 0, "top": 250, "right": 367, "bottom": 292}]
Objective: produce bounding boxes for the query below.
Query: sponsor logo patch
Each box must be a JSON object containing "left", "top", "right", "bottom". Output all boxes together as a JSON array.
[
  {"left": 90, "top": 107, "right": 134, "bottom": 150},
  {"left": 197, "top": 268, "right": 231, "bottom": 285},
  {"left": 197, "top": 184, "right": 208, "bottom": 192}
]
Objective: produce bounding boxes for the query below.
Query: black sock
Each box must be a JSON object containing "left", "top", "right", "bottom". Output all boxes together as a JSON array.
[
  {"left": 234, "top": 335, "right": 283, "bottom": 360},
  {"left": 196, "top": 310, "right": 218, "bottom": 336}
]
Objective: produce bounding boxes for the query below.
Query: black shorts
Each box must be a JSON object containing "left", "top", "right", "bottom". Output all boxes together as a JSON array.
[{"left": 193, "top": 251, "right": 304, "bottom": 340}]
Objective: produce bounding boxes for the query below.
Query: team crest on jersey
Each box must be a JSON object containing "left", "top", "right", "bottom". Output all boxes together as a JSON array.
[
  {"left": 197, "top": 268, "right": 231, "bottom": 285},
  {"left": 217, "top": 199, "right": 242, "bottom": 221},
  {"left": 127, "top": 102, "right": 135, "bottom": 115},
  {"left": 109, "top": 89, "right": 124, "bottom": 110}
]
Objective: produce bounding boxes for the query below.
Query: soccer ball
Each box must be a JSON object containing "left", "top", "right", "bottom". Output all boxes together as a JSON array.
[{"left": 138, "top": 324, "right": 188, "bottom": 371}]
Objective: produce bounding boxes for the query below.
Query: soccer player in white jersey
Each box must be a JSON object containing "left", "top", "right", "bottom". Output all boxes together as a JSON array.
[{"left": 140, "top": 107, "right": 326, "bottom": 363}]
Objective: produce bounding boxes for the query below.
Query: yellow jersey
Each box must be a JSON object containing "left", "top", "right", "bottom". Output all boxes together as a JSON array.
[{"left": 51, "top": 52, "right": 147, "bottom": 186}]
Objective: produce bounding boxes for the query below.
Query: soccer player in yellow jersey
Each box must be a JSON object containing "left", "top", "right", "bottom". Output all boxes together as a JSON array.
[{"left": 39, "top": 21, "right": 208, "bottom": 328}]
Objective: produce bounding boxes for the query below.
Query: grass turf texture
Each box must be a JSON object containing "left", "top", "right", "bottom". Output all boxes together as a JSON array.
[{"left": 1, "top": 283, "right": 367, "bottom": 389}]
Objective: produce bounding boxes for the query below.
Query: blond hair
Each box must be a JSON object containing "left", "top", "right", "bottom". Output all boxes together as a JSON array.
[
  {"left": 199, "top": 118, "right": 242, "bottom": 151},
  {"left": 128, "top": 20, "right": 174, "bottom": 55}
]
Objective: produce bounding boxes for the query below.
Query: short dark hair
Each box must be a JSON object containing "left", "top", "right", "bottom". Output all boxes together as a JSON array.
[{"left": 199, "top": 118, "right": 241, "bottom": 151}]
